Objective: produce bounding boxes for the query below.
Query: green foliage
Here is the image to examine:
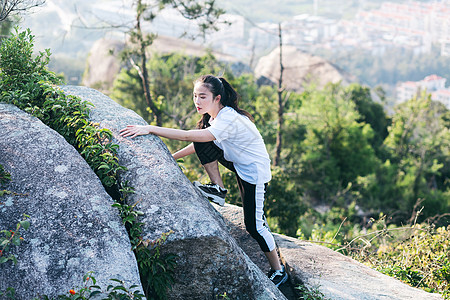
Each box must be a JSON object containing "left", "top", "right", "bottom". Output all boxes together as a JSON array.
[
  {"left": 296, "top": 83, "right": 379, "bottom": 202},
  {"left": 343, "top": 83, "right": 389, "bottom": 156},
  {"left": 358, "top": 224, "right": 450, "bottom": 298},
  {"left": 0, "top": 28, "right": 61, "bottom": 104},
  {"left": 265, "top": 167, "right": 306, "bottom": 237},
  {"left": 0, "top": 164, "right": 11, "bottom": 186},
  {"left": 113, "top": 196, "right": 177, "bottom": 300},
  {"left": 0, "top": 214, "right": 30, "bottom": 265},
  {"left": 296, "top": 284, "right": 329, "bottom": 300},
  {"left": 0, "top": 287, "right": 16, "bottom": 300},
  {"left": 363, "top": 93, "right": 450, "bottom": 221},
  {"left": 135, "top": 231, "right": 177, "bottom": 300},
  {"left": 75, "top": 121, "right": 126, "bottom": 188},
  {"left": 302, "top": 209, "right": 450, "bottom": 299},
  {"left": 33, "top": 272, "right": 145, "bottom": 300},
  {"left": 0, "top": 16, "right": 17, "bottom": 38}
]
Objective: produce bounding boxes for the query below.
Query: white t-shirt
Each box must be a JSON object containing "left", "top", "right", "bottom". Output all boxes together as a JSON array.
[{"left": 207, "top": 107, "right": 272, "bottom": 184}]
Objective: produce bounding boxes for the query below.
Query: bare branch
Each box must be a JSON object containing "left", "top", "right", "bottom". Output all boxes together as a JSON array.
[{"left": 0, "top": 0, "right": 45, "bottom": 22}]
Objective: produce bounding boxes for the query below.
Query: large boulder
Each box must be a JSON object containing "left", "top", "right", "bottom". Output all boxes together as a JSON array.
[
  {"left": 61, "top": 85, "right": 286, "bottom": 300},
  {"left": 254, "top": 46, "right": 356, "bottom": 92},
  {"left": 82, "top": 38, "right": 125, "bottom": 92},
  {"left": 216, "top": 204, "right": 443, "bottom": 300},
  {"left": 0, "top": 103, "right": 143, "bottom": 298}
]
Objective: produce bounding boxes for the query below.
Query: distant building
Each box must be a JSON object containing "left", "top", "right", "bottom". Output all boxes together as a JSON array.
[
  {"left": 355, "top": 1, "right": 450, "bottom": 55},
  {"left": 396, "top": 74, "right": 449, "bottom": 108},
  {"left": 396, "top": 81, "right": 420, "bottom": 103},
  {"left": 432, "top": 89, "right": 450, "bottom": 108}
]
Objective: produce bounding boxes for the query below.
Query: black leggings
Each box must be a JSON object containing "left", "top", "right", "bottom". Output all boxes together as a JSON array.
[{"left": 194, "top": 141, "right": 276, "bottom": 252}]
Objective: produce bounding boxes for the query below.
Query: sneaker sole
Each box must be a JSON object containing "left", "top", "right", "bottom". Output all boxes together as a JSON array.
[
  {"left": 274, "top": 273, "right": 288, "bottom": 287},
  {"left": 193, "top": 184, "right": 225, "bottom": 206}
]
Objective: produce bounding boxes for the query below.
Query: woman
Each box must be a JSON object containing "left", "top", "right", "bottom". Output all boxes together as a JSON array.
[{"left": 119, "top": 75, "right": 288, "bottom": 287}]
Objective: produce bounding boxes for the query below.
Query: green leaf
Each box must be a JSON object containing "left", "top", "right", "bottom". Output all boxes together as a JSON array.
[
  {"left": 20, "top": 220, "right": 30, "bottom": 230},
  {"left": 89, "top": 291, "right": 101, "bottom": 297}
]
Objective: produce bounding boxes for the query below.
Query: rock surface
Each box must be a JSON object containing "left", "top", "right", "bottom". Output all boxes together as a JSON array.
[
  {"left": 61, "top": 85, "right": 286, "bottom": 300},
  {"left": 0, "top": 103, "right": 143, "bottom": 299},
  {"left": 254, "top": 46, "right": 356, "bottom": 92},
  {"left": 216, "top": 204, "right": 444, "bottom": 300}
]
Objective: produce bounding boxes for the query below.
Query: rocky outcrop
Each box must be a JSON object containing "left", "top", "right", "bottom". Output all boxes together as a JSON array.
[
  {"left": 82, "top": 38, "right": 125, "bottom": 92},
  {"left": 0, "top": 103, "right": 143, "bottom": 299},
  {"left": 216, "top": 204, "right": 443, "bottom": 300},
  {"left": 254, "top": 46, "right": 356, "bottom": 92},
  {"left": 61, "top": 85, "right": 286, "bottom": 300}
]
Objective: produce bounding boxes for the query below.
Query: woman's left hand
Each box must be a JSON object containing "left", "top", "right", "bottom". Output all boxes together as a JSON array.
[{"left": 119, "top": 125, "right": 152, "bottom": 138}]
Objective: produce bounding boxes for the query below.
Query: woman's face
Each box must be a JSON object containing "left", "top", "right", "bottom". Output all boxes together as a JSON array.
[{"left": 193, "top": 83, "right": 220, "bottom": 115}]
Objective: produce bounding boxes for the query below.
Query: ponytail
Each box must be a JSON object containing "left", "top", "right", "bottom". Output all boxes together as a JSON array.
[{"left": 195, "top": 75, "right": 253, "bottom": 129}]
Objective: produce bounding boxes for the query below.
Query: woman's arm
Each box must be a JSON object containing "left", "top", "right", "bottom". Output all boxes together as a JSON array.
[
  {"left": 119, "top": 125, "right": 215, "bottom": 143},
  {"left": 173, "top": 143, "right": 195, "bottom": 160}
]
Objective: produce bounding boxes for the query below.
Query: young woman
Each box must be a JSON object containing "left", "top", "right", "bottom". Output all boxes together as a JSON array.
[{"left": 119, "top": 75, "right": 288, "bottom": 287}]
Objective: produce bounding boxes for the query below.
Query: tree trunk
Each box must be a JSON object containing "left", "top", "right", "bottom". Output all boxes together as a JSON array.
[
  {"left": 135, "top": 0, "right": 162, "bottom": 126},
  {"left": 274, "top": 23, "right": 284, "bottom": 167}
]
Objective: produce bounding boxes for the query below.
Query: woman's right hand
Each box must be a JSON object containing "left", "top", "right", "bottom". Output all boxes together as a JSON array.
[{"left": 119, "top": 125, "right": 151, "bottom": 138}]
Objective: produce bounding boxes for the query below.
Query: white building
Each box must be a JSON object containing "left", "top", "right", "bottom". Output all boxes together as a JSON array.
[
  {"left": 396, "top": 81, "right": 420, "bottom": 103},
  {"left": 432, "top": 89, "right": 450, "bottom": 108},
  {"left": 396, "top": 74, "right": 449, "bottom": 108}
]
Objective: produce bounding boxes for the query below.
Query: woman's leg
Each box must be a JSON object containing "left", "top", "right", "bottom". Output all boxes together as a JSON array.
[
  {"left": 237, "top": 178, "right": 281, "bottom": 269},
  {"left": 265, "top": 249, "right": 282, "bottom": 271},
  {"left": 193, "top": 141, "right": 235, "bottom": 187},
  {"left": 203, "top": 161, "right": 224, "bottom": 188}
]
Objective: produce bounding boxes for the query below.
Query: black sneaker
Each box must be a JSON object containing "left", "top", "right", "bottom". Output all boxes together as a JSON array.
[
  {"left": 268, "top": 265, "right": 288, "bottom": 287},
  {"left": 193, "top": 181, "right": 227, "bottom": 206}
]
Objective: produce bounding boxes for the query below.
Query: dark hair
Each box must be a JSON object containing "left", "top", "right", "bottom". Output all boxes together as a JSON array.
[{"left": 195, "top": 75, "right": 254, "bottom": 129}]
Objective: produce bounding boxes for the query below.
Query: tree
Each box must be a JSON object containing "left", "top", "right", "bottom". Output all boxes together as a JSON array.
[
  {"left": 0, "top": 0, "right": 45, "bottom": 22},
  {"left": 296, "top": 83, "right": 378, "bottom": 203},
  {"left": 119, "top": 0, "right": 225, "bottom": 126},
  {"left": 343, "top": 83, "right": 390, "bottom": 157},
  {"left": 382, "top": 92, "right": 450, "bottom": 221}
]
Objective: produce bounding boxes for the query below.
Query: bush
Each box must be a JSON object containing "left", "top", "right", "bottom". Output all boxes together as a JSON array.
[
  {"left": 368, "top": 225, "right": 450, "bottom": 298},
  {"left": 304, "top": 211, "right": 450, "bottom": 299}
]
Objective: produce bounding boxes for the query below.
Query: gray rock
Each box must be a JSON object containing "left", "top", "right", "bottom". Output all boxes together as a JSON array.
[
  {"left": 216, "top": 204, "right": 444, "bottom": 300},
  {"left": 0, "top": 103, "right": 143, "bottom": 299},
  {"left": 61, "top": 85, "right": 287, "bottom": 300}
]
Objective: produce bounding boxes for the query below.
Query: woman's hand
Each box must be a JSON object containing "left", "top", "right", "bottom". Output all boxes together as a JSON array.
[{"left": 119, "top": 125, "right": 152, "bottom": 138}]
